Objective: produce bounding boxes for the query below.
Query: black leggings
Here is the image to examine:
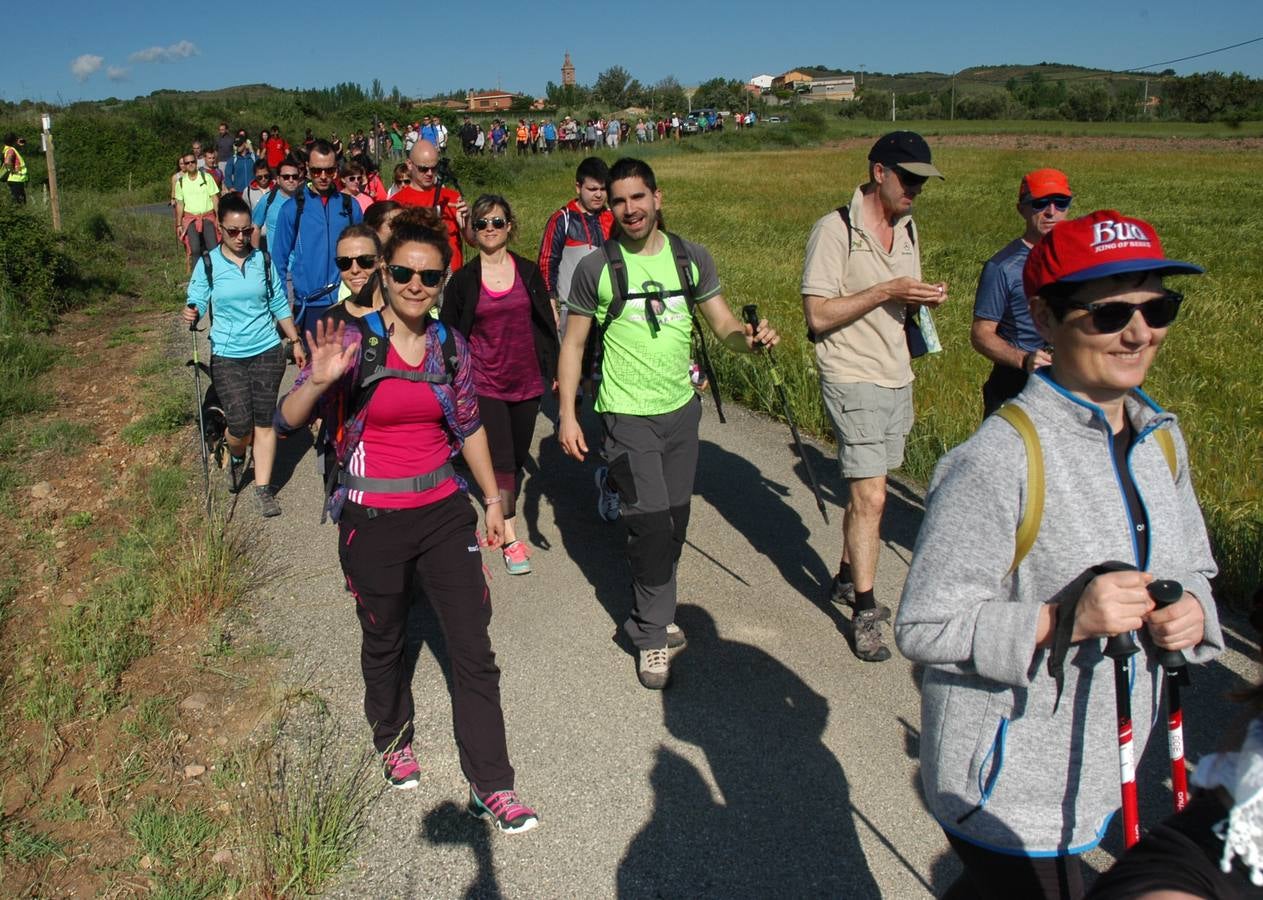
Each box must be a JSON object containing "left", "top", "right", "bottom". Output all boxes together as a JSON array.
[
  {"left": 944, "top": 833, "right": 1085, "bottom": 900},
  {"left": 477, "top": 395, "right": 540, "bottom": 518}
]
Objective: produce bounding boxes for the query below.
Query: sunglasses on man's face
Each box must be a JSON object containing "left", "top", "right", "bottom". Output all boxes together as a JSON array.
[
  {"left": 278, "top": 171, "right": 301, "bottom": 180},
  {"left": 223, "top": 226, "right": 255, "bottom": 238},
  {"left": 1062, "top": 291, "right": 1183, "bottom": 334},
  {"left": 887, "top": 165, "right": 928, "bottom": 188},
  {"left": 308, "top": 166, "right": 337, "bottom": 176},
  {"left": 473, "top": 217, "right": 507, "bottom": 232},
  {"left": 387, "top": 264, "right": 444, "bottom": 287},
  {"left": 411, "top": 163, "right": 438, "bottom": 174},
  {"left": 335, "top": 254, "right": 377, "bottom": 271},
  {"left": 1028, "top": 196, "right": 1072, "bottom": 212},
  {"left": 181, "top": 159, "right": 196, "bottom": 166}
]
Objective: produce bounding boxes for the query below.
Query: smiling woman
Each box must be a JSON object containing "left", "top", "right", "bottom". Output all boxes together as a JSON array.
[{"left": 895, "top": 209, "right": 1222, "bottom": 900}]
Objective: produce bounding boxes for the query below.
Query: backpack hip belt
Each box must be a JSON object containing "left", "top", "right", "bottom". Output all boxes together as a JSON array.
[{"left": 337, "top": 462, "right": 455, "bottom": 494}]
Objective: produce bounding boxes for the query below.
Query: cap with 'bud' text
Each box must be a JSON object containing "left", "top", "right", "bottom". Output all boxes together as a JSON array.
[
  {"left": 868, "top": 131, "right": 944, "bottom": 180},
  {"left": 1019, "top": 168, "right": 1072, "bottom": 200},
  {"left": 1023, "top": 209, "right": 1203, "bottom": 299}
]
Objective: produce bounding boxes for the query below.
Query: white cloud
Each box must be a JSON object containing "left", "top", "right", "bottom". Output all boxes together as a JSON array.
[
  {"left": 70, "top": 54, "right": 104, "bottom": 81},
  {"left": 107, "top": 66, "right": 130, "bottom": 81},
  {"left": 129, "top": 40, "right": 199, "bottom": 64}
]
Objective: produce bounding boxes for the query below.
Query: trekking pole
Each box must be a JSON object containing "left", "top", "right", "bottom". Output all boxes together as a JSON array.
[
  {"left": 1104, "top": 624, "right": 1143, "bottom": 848},
  {"left": 1147, "top": 579, "right": 1190, "bottom": 813},
  {"left": 186, "top": 305, "right": 211, "bottom": 514},
  {"left": 742, "top": 305, "right": 829, "bottom": 524}
]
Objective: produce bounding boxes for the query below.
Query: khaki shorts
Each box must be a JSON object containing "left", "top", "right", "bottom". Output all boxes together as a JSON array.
[{"left": 820, "top": 381, "right": 913, "bottom": 480}]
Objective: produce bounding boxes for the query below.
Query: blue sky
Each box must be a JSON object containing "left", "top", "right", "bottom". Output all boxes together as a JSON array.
[{"left": 5, "top": 0, "right": 1260, "bottom": 103}]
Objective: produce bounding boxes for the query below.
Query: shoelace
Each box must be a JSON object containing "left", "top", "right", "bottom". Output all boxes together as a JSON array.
[
  {"left": 384, "top": 746, "right": 417, "bottom": 771},
  {"left": 480, "top": 789, "right": 533, "bottom": 820}
]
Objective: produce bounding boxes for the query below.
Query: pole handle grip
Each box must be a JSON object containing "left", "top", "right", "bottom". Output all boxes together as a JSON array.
[
  {"left": 187, "top": 303, "right": 199, "bottom": 332},
  {"left": 1148, "top": 579, "right": 1187, "bottom": 669},
  {"left": 1104, "top": 630, "right": 1141, "bottom": 659}
]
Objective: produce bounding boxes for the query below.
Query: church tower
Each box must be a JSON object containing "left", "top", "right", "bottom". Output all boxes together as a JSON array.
[{"left": 562, "top": 52, "right": 576, "bottom": 87}]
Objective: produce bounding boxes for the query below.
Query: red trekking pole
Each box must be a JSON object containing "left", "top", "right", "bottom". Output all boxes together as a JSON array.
[
  {"left": 1147, "top": 579, "right": 1190, "bottom": 812},
  {"left": 1104, "top": 626, "right": 1142, "bottom": 848}
]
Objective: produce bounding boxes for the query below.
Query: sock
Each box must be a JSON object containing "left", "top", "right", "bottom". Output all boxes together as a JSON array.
[
  {"left": 853, "top": 588, "right": 877, "bottom": 613},
  {"left": 836, "top": 562, "right": 853, "bottom": 585}
]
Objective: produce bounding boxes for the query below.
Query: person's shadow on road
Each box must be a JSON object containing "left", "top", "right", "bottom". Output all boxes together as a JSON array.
[{"left": 619, "top": 604, "right": 882, "bottom": 897}]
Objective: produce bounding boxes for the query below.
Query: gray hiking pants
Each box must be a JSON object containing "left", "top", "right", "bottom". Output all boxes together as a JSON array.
[{"left": 602, "top": 396, "right": 701, "bottom": 650}]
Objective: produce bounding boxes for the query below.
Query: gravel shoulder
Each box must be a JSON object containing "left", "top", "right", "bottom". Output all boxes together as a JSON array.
[{"left": 243, "top": 369, "right": 1259, "bottom": 899}]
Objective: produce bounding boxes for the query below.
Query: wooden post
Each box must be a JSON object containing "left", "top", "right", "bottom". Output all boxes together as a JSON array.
[
  {"left": 891, "top": 91, "right": 896, "bottom": 122},
  {"left": 41, "top": 113, "right": 62, "bottom": 232}
]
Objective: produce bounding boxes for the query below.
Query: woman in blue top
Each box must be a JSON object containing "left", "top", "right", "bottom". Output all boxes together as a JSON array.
[{"left": 182, "top": 194, "right": 306, "bottom": 517}]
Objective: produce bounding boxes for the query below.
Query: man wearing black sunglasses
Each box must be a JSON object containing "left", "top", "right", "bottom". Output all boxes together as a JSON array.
[
  {"left": 394, "top": 139, "right": 470, "bottom": 271},
  {"left": 972, "top": 168, "right": 1073, "bottom": 416},
  {"left": 801, "top": 130, "right": 946, "bottom": 663}
]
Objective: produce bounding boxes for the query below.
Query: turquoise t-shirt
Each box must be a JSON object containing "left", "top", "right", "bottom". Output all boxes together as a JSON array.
[{"left": 567, "top": 234, "right": 720, "bottom": 415}]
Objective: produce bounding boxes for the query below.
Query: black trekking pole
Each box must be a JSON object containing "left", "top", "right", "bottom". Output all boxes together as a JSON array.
[
  {"left": 186, "top": 305, "right": 211, "bottom": 514},
  {"left": 1147, "top": 579, "right": 1190, "bottom": 813},
  {"left": 742, "top": 304, "right": 829, "bottom": 524},
  {"left": 1104, "top": 623, "right": 1143, "bottom": 848}
]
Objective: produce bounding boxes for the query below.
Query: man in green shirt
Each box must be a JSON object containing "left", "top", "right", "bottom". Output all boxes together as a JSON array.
[{"left": 558, "top": 157, "right": 779, "bottom": 689}]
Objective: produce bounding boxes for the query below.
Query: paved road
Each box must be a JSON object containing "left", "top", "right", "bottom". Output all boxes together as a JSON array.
[{"left": 237, "top": 360, "right": 1257, "bottom": 899}]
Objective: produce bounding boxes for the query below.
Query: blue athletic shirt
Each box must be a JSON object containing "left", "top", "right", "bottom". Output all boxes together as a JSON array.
[
  {"left": 972, "top": 238, "right": 1044, "bottom": 353},
  {"left": 186, "top": 246, "right": 289, "bottom": 359}
]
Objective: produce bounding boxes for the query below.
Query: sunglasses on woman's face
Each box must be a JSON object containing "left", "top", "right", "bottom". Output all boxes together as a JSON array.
[
  {"left": 1062, "top": 291, "right": 1183, "bottom": 334},
  {"left": 223, "top": 226, "right": 254, "bottom": 238},
  {"left": 473, "top": 217, "right": 507, "bottom": 231},
  {"left": 335, "top": 254, "right": 377, "bottom": 271},
  {"left": 387, "top": 264, "right": 444, "bottom": 287}
]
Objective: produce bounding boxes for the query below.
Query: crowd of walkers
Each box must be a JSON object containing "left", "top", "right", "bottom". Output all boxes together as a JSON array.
[{"left": 172, "top": 118, "right": 1256, "bottom": 897}]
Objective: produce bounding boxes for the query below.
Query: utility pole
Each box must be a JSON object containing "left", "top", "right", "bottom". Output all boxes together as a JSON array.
[
  {"left": 950, "top": 76, "right": 956, "bottom": 121},
  {"left": 859, "top": 64, "right": 865, "bottom": 87},
  {"left": 891, "top": 90, "right": 896, "bottom": 122},
  {"left": 1142, "top": 78, "right": 1149, "bottom": 119},
  {"left": 41, "top": 113, "right": 61, "bottom": 232}
]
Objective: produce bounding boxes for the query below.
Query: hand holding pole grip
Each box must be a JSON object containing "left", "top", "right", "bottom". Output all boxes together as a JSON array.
[
  {"left": 1147, "top": 579, "right": 1187, "bottom": 669},
  {"left": 187, "top": 303, "right": 199, "bottom": 332},
  {"left": 742, "top": 304, "right": 761, "bottom": 344}
]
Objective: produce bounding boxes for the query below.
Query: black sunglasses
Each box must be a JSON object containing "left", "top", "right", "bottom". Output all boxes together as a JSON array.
[
  {"left": 412, "top": 163, "right": 438, "bottom": 173},
  {"left": 336, "top": 254, "right": 377, "bottom": 271},
  {"left": 1028, "top": 196, "right": 1072, "bottom": 212},
  {"left": 278, "top": 171, "right": 301, "bottom": 180},
  {"left": 887, "top": 165, "right": 928, "bottom": 188},
  {"left": 308, "top": 166, "right": 337, "bottom": 176},
  {"left": 387, "top": 264, "right": 444, "bottom": 287},
  {"left": 473, "top": 217, "right": 507, "bottom": 231},
  {"left": 1062, "top": 291, "right": 1183, "bottom": 334}
]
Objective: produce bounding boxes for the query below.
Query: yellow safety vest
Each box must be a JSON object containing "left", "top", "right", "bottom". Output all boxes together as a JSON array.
[{"left": 3, "top": 144, "right": 27, "bottom": 182}]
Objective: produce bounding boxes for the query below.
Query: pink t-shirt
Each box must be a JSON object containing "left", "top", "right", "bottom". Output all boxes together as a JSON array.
[
  {"left": 348, "top": 343, "right": 458, "bottom": 509},
  {"left": 470, "top": 270, "right": 543, "bottom": 402}
]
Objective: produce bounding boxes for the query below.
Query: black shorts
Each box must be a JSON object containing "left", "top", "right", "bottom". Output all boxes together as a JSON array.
[{"left": 211, "top": 344, "right": 286, "bottom": 436}]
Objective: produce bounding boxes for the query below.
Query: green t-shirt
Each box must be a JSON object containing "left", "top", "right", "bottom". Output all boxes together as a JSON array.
[
  {"left": 567, "top": 234, "right": 720, "bottom": 415},
  {"left": 176, "top": 171, "right": 219, "bottom": 216}
]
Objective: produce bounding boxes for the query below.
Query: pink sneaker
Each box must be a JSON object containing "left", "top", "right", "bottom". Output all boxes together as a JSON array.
[
  {"left": 382, "top": 744, "right": 420, "bottom": 790},
  {"left": 503, "top": 540, "right": 532, "bottom": 575},
  {"left": 468, "top": 784, "right": 539, "bottom": 833}
]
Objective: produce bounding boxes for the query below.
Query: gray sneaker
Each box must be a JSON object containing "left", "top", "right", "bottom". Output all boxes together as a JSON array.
[
  {"left": 637, "top": 647, "right": 671, "bottom": 690},
  {"left": 255, "top": 484, "right": 281, "bottom": 518},
  {"left": 666, "top": 623, "right": 686, "bottom": 650},
  {"left": 852, "top": 608, "right": 891, "bottom": 663}
]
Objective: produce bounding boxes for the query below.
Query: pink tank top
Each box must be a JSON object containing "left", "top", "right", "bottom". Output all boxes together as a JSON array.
[{"left": 470, "top": 270, "right": 544, "bottom": 402}]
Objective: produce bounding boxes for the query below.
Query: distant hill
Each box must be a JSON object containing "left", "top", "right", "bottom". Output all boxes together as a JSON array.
[{"left": 794, "top": 61, "right": 1158, "bottom": 98}]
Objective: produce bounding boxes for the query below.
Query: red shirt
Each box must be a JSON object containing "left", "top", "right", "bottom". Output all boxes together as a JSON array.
[
  {"left": 350, "top": 343, "right": 458, "bottom": 510},
  {"left": 265, "top": 137, "right": 290, "bottom": 169},
  {"left": 393, "top": 184, "right": 465, "bottom": 270}
]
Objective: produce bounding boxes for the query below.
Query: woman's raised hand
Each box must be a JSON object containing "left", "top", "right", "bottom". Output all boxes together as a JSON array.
[{"left": 308, "top": 319, "right": 359, "bottom": 388}]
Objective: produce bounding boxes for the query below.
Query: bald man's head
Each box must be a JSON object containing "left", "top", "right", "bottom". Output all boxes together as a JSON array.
[{"left": 408, "top": 139, "right": 439, "bottom": 189}]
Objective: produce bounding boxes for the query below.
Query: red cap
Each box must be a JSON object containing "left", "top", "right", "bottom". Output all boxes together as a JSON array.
[
  {"left": 1023, "top": 210, "right": 1203, "bottom": 299},
  {"left": 1019, "top": 168, "right": 1072, "bottom": 200}
]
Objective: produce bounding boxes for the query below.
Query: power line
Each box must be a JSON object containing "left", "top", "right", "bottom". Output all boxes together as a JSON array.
[{"left": 1122, "top": 35, "right": 1263, "bottom": 73}]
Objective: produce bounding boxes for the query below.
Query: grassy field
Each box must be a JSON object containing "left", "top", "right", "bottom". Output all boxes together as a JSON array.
[{"left": 483, "top": 139, "right": 1262, "bottom": 601}]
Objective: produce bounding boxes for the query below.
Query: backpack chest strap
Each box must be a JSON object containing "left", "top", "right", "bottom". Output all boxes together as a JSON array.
[{"left": 359, "top": 367, "right": 451, "bottom": 390}]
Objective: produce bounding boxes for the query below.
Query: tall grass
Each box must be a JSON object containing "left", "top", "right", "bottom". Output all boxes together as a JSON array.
[{"left": 494, "top": 144, "right": 1262, "bottom": 600}]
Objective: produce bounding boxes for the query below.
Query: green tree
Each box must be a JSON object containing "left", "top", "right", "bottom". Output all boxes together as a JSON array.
[
  {"left": 593, "top": 66, "right": 634, "bottom": 107},
  {"left": 650, "top": 76, "right": 688, "bottom": 115}
]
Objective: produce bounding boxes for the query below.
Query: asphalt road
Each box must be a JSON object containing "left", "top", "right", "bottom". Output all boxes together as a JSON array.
[{"left": 236, "top": 362, "right": 1258, "bottom": 899}]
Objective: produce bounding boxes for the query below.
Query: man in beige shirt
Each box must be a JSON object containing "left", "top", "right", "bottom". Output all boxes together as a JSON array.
[{"left": 801, "top": 131, "right": 947, "bottom": 662}]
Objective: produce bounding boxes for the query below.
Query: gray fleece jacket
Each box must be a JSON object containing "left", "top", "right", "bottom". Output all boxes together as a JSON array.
[{"left": 895, "top": 371, "right": 1223, "bottom": 855}]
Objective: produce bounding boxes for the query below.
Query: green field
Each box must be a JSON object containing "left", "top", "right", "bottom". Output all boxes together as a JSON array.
[
  {"left": 26, "top": 131, "right": 1263, "bottom": 602},
  {"left": 482, "top": 139, "right": 1262, "bottom": 601}
]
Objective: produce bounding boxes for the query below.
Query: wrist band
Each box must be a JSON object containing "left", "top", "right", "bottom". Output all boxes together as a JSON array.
[{"left": 484, "top": 496, "right": 502, "bottom": 506}]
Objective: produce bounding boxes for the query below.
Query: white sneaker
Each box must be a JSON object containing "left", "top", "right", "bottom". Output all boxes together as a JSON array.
[
  {"left": 595, "top": 466, "right": 621, "bottom": 522},
  {"left": 638, "top": 647, "right": 670, "bottom": 690}
]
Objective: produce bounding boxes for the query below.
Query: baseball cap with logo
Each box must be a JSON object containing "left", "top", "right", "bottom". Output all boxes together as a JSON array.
[
  {"left": 1019, "top": 168, "right": 1072, "bottom": 200},
  {"left": 1023, "top": 209, "right": 1203, "bottom": 299},
  {"left": 868, "top": 131, "right": 944, "bottom": 180}
]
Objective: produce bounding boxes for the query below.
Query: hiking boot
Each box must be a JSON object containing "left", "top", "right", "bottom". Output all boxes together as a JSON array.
[
  {"left": 595, "top": 466, "right": 621, "bottom": 522},
  {"left": 638, "top": 647, "right": 671, "bottom": 690},
  {"left": 382, "top": 744, "right": 420, "bottom": 790},
  {"left": 829, "top": 575, "right": 890, "bottom": 622},
  {"left": 503, "top": 541, "right": 532, "bottom": 575},
  {"left": 468, "top": 784, "right": 539, "bottom": 834},
  {"left": 666, "top": 622, "right": 686, "bottom": 650},
  {"left": 852, "top": 608, "right": 892, "bottom": 663},
  {"left": 254, "top": 484, "right": 281, "bottom": 518}
]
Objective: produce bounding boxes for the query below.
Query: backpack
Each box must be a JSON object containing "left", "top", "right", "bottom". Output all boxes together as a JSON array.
[
  {"left": 996, "top": 403, "right": 1178, "bottom": 573},
  {"left": 198, "top": 247, "right": 274, "bottom": 302},
  {"left": 317, "top": 313, "right": 460, "bottom": 522},
  {"left": 805, "top": 206, "right": 923, "bottom": 355},
  {"left": 598, "top": 233, "right": 726, "bottom": 423}
]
